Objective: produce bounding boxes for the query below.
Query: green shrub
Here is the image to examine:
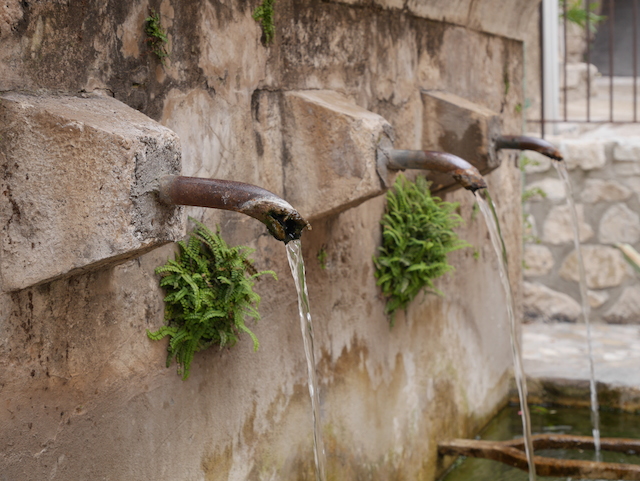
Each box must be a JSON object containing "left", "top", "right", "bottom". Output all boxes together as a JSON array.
[
  {"left": 253, "top": 0, "right": 275, "bottom": 44},
  {"left": 148, "top": 219, "right": 276, "bottom": 379},
  {"left": 373, "top": 175, "right": 469, "bottom": 325}
]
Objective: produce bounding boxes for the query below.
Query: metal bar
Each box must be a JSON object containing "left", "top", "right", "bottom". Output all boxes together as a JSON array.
[
  {"left": 540, "top": 1, "right": 546, "bottom": 137},
  {"left": 634, "top": 0, "right": 638, "bottom": 122},
  {"left": 609, "top": 0, "right": 615, "bottom": 122},
  {"left": 586, "top": 0, "right": 591, "bottom": 121},
  {"left": 564, "top": 0, "right": 568, "bottom": 121}
]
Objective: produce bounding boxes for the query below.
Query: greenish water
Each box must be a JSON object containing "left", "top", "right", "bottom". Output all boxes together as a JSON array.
[{"left": 439, "top": 404, "right": 640, "bottom": 481}]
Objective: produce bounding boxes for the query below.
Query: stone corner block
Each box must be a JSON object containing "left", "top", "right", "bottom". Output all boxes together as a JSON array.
[
  {"left": 280, "top": 90, "right": 392, "bottom": 221},
  {"left": 613, "top": 139, "right": 640, "bottom": 162},
  {"left": 420, "top": 89, "right": 501, "bottom": 192},
  {"left": 0, "top": 93, "right": 184, "bottom": 291}
]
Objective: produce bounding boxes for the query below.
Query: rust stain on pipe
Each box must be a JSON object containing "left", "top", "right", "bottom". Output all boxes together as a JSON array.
[
  {"left": 386, "top": 150, "right": 487, "bottom": 192},
  {"left": 158, "top": 176, "right": 310, "bottom": 243},
  {"left": 495, "top": 135, "right": 564, "bottom": 161}
]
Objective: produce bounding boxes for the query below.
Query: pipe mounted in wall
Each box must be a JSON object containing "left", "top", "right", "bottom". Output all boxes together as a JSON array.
[{"left": 157, "top": 175, "right": 310, "bottom": 243}]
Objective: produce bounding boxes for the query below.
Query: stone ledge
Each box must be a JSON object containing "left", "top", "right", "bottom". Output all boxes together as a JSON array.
[{"left": 0, "top": 93, "right": 184, "bottom": 291}]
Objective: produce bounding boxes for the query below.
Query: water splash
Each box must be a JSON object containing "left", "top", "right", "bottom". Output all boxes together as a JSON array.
[
  {"left": 475, "top": 189, "right": 537, "bottom": 481},
  {"left": 554, "top": 161, "right": 601, "bottom": 459},
  {"left": 286, "top": 240, "right": 327, "bottom": 481}
]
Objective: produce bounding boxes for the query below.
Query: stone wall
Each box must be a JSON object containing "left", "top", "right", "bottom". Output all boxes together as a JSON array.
[
  {"left": 523, "top": 134, "right": 640, "bottom": 324},
  {"left": 0, "top": 1, "right": 534, "bottom": 479}
]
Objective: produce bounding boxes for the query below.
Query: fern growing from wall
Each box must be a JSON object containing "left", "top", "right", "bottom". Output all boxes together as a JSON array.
[
  {"left": 373, "top": 174, "right": 469, "bottom": 325},
  {"left": 148, "top": 219, "right": 276, "bottom": 379}
]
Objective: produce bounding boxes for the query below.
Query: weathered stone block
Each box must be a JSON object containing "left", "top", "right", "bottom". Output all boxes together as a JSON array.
[
  {"left": 524, "top": 244, "right": 554, "bottom": 277},
  {"left": 525, "top": 178, "right": 566, "bottom": 202},
  {"left": 523, "top": 281, "right": 581, "bottom": 323},
  {"left": 543, "top": 204, "right": 593, "bottom": 245},
  {"left": 522, "top": 150, "right": 552, "bottom": 173},
  {"left": 560, "top": 245, "right": 630, "bottom": 289},
  {"left": 254, "top": 90, "right": 392, "bottom": 221},
  {"left": 581, "top": 179, "right": 631, "bottom": 203},
  {"left": 599, "top": 203, "right": 640, "bottom": 244},
  {"left": 614, "top": 139, "right": 640, "bottom": 162},
  {"left": 604, "top": 286, "right": 640, "bottom": 324},
  {"left": 588, "top": 290, "right": 609, "bottom": 309},
  {"left": 560, "top": 140, "right": 608, "bottom": 170},
  {"left": 0, "top": 93, "right": 183, "bottom": 291},
  {"left": 420, "top": 90, "right": 501, "bottom": 192}
]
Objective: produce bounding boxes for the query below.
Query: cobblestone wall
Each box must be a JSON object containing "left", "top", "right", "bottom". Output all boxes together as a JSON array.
[{"left": 523, "top": 135, "right": 640, "bottom": 324}]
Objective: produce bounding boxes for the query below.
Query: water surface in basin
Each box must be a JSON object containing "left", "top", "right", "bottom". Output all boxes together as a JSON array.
[{"left": 439, "top": 404, "right": 640, "bottom": 481}]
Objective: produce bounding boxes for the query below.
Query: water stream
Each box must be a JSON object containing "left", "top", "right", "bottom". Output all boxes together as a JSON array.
[
  {"left": 286, "top": 240, "right": 327, "bottom": 481},
  {"left": 553, "top": 162, "right": 602, "bottom": 459},
  {"left": 475, "top": 189, "right": 537, "bottom": 481}
]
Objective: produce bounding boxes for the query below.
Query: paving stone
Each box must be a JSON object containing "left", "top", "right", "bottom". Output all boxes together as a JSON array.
[
  {"left": 543, "top": 204, "right": 594, "bottom": 245},
  {"left": 523, "top": 281, "right": 581, "bottom": 323},
  {"left": 604, "top": 285, "right": 640, "bottom": 324},
  {"left": 560, "top": 245, "right": 630, "bottom": 289},
  {"left": 560, "top": 139, "right": 608, "bottom": 171},
  {"left": 525, "top": 178, "right": 566, "bottom": 202},
  {"left": 523, "top": 244, "right": 554, "bottom": 277},
  {"left": 581, "top": 179, "right": 631, "bottom": 203},
  {"left": 598, "top": 203, "right": 640, "bottom": 244}
]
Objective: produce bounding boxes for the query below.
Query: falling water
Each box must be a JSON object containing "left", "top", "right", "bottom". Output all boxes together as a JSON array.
[
  {"left": 554, "top": 161, "right": 602, "bottom": 459},
  {"left": 475, "top": 189, "right": 537, "bottom": 481},
  {"left": 286, "top": 240, "right": 327, "bottom": 481}
]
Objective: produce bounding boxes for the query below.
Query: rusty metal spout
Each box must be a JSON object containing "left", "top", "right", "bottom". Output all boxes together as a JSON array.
[
  {"left": 158, "top": 176, "right": 310, "bottom": 243},
  {"left": 495, "top": 135, "right": 564, "bottom": 161},
  {"left": 384, "top": 150, "right": 487, "bottom": 192}
]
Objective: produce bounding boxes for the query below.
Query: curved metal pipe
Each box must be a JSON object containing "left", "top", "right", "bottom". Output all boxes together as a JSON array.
[
  {"left": 386, "top": 150, "right": 487, "bottom": 192},
  {"left": 495, "top": 135, "right": 563, "bottom": 161},
  {"left": 158, "top": 176, "right": 310, "bottom": 243}
]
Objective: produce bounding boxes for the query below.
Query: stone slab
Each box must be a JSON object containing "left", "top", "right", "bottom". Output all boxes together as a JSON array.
[
  {"left": 420, "top": 89, "right": 502, "bottom": 192},
  {"left": 254, "top": 90, "right": 392, "bottom": 221},
  {"left": 0, "top": 93, "right": 183, "bottom": 291}
]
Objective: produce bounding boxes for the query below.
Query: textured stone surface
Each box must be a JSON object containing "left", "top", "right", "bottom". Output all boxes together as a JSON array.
[
  {"left": 522, "top": 150, "right": 552, "bottom": 173},
  {"left": 614, "top": 139, "right": 640, "bottom": 162},
  {"left": 588, "top": 290, "right": 609, "bottom": 309},
  {"left": 420, "top": 89, "right": 501, "bottom": 192},
  {"left": 598, "top": 203, "right": 640, "bottom": 244},
  {"left": 524, "top": 244, "right": 554, "bottom": 277},
  {"left": 604, "top": 286, "right": 640, "bottom": 324},
  {"left": 543, "top": 204, "right": 593, "bottom": 245},
  {"left": 581, "top": 179, "right": 631, "bottom": 203},
  {"left": 525, "top": 178, "right": 566, "bottom": 201},
  {"left": 523, "top": 281, "right": 582, "bottom": 323},
  {"left": 280, "top": 90, "right": 391, "bottom": 220},
  {"left": 560, "top": 245, "right": 630, "bottom": 289},
  {"left": 0, "top": 2, "right": 526, "bottom": 480},
  {"left": 0, "top": 93, "right": 183, "bottom": 291},
  {"left": 560, "top": 140, "right": 608, "bottom": 170}
]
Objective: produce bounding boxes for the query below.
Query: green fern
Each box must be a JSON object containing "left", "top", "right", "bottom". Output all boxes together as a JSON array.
[
  {"left": 148, "top": 219, "right": 276, "bottom": 379},
  {"left": 373, "top": 175, "right": 469, "bottom": 325},
  {"left": 253, "top": 0, "right": 275, "bottom": 44}
]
